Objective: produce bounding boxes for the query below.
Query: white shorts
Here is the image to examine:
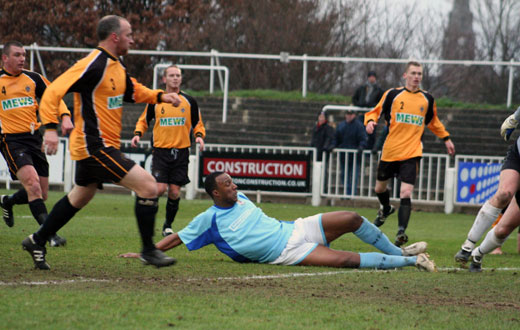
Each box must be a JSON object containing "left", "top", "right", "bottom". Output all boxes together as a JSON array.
[{"left": 269, "top": 214, "right": 328, "bottom": 266}]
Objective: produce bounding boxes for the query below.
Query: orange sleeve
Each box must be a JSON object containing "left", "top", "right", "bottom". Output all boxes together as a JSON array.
[
  {"left": 128, "top": 77, "right": 163, "bottom": 104},
  {"left": 193, "top": 110, "right": 206, "bottom": 139},
  {"left": 364, "top": 89, "right": 389, "bottom": 125},
  {"left": 40, "top": 58, "right": 89, "bottom": 127},
  {"left": 427, "top": 102, "right": 450, "bottom": 139},
  {"left": 134, "top": 105, "right": 151, "bottom": 136}
]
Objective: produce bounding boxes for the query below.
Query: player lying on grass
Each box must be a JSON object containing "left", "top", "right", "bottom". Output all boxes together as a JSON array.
[{"left": 120, "top": 171, "right": 436, "bottom": 271}]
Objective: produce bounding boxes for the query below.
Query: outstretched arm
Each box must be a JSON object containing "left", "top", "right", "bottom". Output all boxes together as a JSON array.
[{"left": 119, "top": 233, "right": 183, "bottom": 258}]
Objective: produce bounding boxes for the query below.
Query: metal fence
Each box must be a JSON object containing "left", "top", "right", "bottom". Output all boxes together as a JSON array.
[
  {"left": 0, "top": 138, "right": 502, "bottom": 214},
  {"left": 12, "top": 43, "right": 520, "bottom": 107},
  {"left": 320, "top": 149, "right": 450, "bottom": 204}
]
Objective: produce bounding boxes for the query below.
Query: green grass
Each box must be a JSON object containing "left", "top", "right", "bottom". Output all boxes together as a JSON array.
[
  {"left": 1, "top": 191, "right": 520, "bottom": 329},
  {"left": 185, "top": 89, "right": 517, "bottom": 110}
]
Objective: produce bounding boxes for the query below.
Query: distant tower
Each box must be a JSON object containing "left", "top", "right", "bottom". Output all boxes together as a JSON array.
[
  {"left": 442, "top": 0, "right": 475, "bottom": 60},
  {"left": 440, "top": 0, "right": 477, "bottom": 101}
]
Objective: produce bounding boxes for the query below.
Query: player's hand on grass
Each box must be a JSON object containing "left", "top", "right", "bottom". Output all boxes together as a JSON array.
[
  {"left": 118, "top": 252, "right": 140, "bottom": 259},
  {"left": 42, "top": 129, "right": 59, "bottom": 155},
  {"left": 501, "top": 114, "right": 518, "bottom": 141}
]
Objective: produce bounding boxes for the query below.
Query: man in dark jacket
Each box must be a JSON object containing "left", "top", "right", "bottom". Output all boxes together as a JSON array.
[
  {"left": 336, "top": 110, "right": 368, "bottom": 196},
  {"left": 311, "top": 112, "right": 335, "bottom": 192},
  {"left": 353, "top": 71, "right": 384, "bottom": 150},
  {"left": 310, "top": 112, "right": 335, "bottom": 162}
]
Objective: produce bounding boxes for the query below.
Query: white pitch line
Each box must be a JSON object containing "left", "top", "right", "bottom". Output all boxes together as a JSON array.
[
  {"left": 0, "top": 278, "right": 110, "bottom": 286},
  {"left": 2, "top": 267, "right": 520, "bottom": 286}
]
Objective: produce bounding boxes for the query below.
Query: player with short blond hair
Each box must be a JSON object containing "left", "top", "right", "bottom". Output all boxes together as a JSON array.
[{"left": 365, "top": 61, "right": 455, "bottom": 246}]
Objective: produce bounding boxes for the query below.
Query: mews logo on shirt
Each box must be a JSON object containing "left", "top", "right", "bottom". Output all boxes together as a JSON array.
[
  {"left": 1, "top": 97, "right": 34, "bottom": 110},
  {"left": 229, "top": 208, "right": 254, "bottom": 231},
  {"left": 160, "top": 117, "right": 185, "bottom": 126},
  {"left": 395, "top": 112, "right": 424, "bottom": 126},
  {"left": 107, "top": 95, "right": 123, "bottom": 110}
]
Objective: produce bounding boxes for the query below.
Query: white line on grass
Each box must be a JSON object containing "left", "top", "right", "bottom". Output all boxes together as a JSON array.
[
  {"left": 2, "top": 267, "right": 520, "bottom": 286},
  {"left": 0, "top": 278, "right": 110, "bottom": 286}
]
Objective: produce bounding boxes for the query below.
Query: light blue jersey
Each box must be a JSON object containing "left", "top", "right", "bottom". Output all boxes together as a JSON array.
[{"left": 178, "top": 192, "right": 294, "bottom": 263}]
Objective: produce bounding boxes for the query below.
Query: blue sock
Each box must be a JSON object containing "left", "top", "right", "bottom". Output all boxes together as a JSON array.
[
  {"left": 354, "top": 217, "right": 402, "bottom": 255},
  {"left": 359, "top": 252, "right": 417, "bottom": 269}
]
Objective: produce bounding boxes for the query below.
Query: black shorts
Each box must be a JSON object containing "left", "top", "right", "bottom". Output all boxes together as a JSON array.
[
  {"left": 377, "top": 157, "right": 420, "bottom": 185},
  {"left": 0, "top": 132, "right": 49, "bottom": 180},
  {"left": 151, "top": 147, "right": 190, "bottom": 186},
  {"left": 501, "top": 143, "right": 520, "bottom": 173},
  {"left": 75, "top": 146, "right": 136, "bottom": 187}
]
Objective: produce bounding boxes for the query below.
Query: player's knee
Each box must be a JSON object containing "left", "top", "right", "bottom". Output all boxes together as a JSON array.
[
  {"left": 169, "top": 190, "right": 181, "bottom": 200},
  {"left": 495, "top": 224, "right": 513, "bottom": 239},
  {"left": 25, "top": 180, "right": 42, "bottom": 198},
  {"left": 400, "top": 190, "right": 412, "bottom": 199},
  {"left": 494, "top": 190, "right": 513, "bottom": 207},
  {"left": 138, "top": 184, "right": 158, "bottom": 199},
  {"left": 339, "top": 211, "right": 363, "bottom": 229},
  {"left": 374, "top": 186, "right": 385, "bottom": 194},
  {"left": 156, "top": 186, "right": 167, "bottom": 197}
]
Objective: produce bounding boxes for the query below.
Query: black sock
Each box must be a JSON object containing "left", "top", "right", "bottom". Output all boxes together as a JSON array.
[
  {"left": 135, "top": 196, "right": 158, "bottom": 253},
  {"left": 28, "top": 198, "right": 48, "bottom": 225},
  {"left": 376, "top": 190, "right": 391, "bottom": 213},
  {"left": 398, "top": 198, "right": 412, "bottom": 232},
  {"left": 4, "top": 188, "right": 28, "bottom": 207},
  {"left": 34, "top": 195, "right": 79, "bottom": 245},
  {"left": 163, "top": 198, "right": 180, "bottom": 229}
]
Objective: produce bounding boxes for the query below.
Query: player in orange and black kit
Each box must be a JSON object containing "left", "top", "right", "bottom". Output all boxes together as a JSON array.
[
  {"left": 365, "top": 61, "right": 455, "bottom": 246},
  {"left": 0, "top": 41, "right": 73, "bottom": 246},
  {"left": 131, "top": 65, "right": 205, "bottom": 237},
  {"left": 21, "top": 15, "right": 182, "bottom": 270}
]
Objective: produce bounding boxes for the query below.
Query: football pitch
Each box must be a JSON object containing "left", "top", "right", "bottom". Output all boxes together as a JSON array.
[{"left": 1, "top": 191, "right": 519, "bottom": 329}]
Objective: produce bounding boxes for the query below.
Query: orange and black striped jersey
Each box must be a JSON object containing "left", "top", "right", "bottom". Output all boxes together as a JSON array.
[
  {"left": 0, "top": 68, "right": 69, "bottom": 134},
  {"left": 134, "top": 91, "right": 205, "bottom": 149},
  {"left": 40, "top": 47, "right": 163, "bottom": 160},
  {"left": 364, "top": 87, "right": 450, "bottom": 162}
]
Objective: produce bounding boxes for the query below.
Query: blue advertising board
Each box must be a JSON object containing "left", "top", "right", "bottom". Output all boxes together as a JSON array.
[{"left": 457, "top": 162, "right": 501, "bottom": 204}]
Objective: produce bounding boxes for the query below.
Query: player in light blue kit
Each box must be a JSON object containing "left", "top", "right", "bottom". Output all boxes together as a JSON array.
[{"left": 120, "top": 171, "right": 436, "bottom": 271}]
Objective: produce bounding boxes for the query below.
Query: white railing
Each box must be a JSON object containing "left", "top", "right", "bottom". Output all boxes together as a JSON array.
[
  {"left": 322, "top": 105, "right": 371, "bottom": 113},
  {"left": 0, "top": 136, "right": 502, "bottom": 214},
  {"left": 321, "top": 149, "right": 450, "bottom": 204},
  {"left": 11, "top": 44, "right": 520, "bottom": 108}
]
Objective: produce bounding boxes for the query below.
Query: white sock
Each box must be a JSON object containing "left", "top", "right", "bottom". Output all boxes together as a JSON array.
[
  {"left": 463, "top": 201, "right": 501, "bottom": 250},
  {"left": 473, "top": 228, "right": 508, "bottom": 256}
]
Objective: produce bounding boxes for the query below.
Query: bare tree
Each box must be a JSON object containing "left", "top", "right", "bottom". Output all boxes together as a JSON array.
[{"left": 471, "top": 0, "right": 520, "bottom": 103}]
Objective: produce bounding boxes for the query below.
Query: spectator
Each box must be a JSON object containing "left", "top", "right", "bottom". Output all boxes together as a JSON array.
[
  {"left": 310, "top": 111, "right": 335, "bottom": 192},
  {"left": 310, "top": 111, "right": 335, "bottom": 162},
  {"left": 353, "top": 71, "right": 384, "bottom": 150},
  {"left": 335, "top": 110, "right": 367, "bottom": 196}
]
